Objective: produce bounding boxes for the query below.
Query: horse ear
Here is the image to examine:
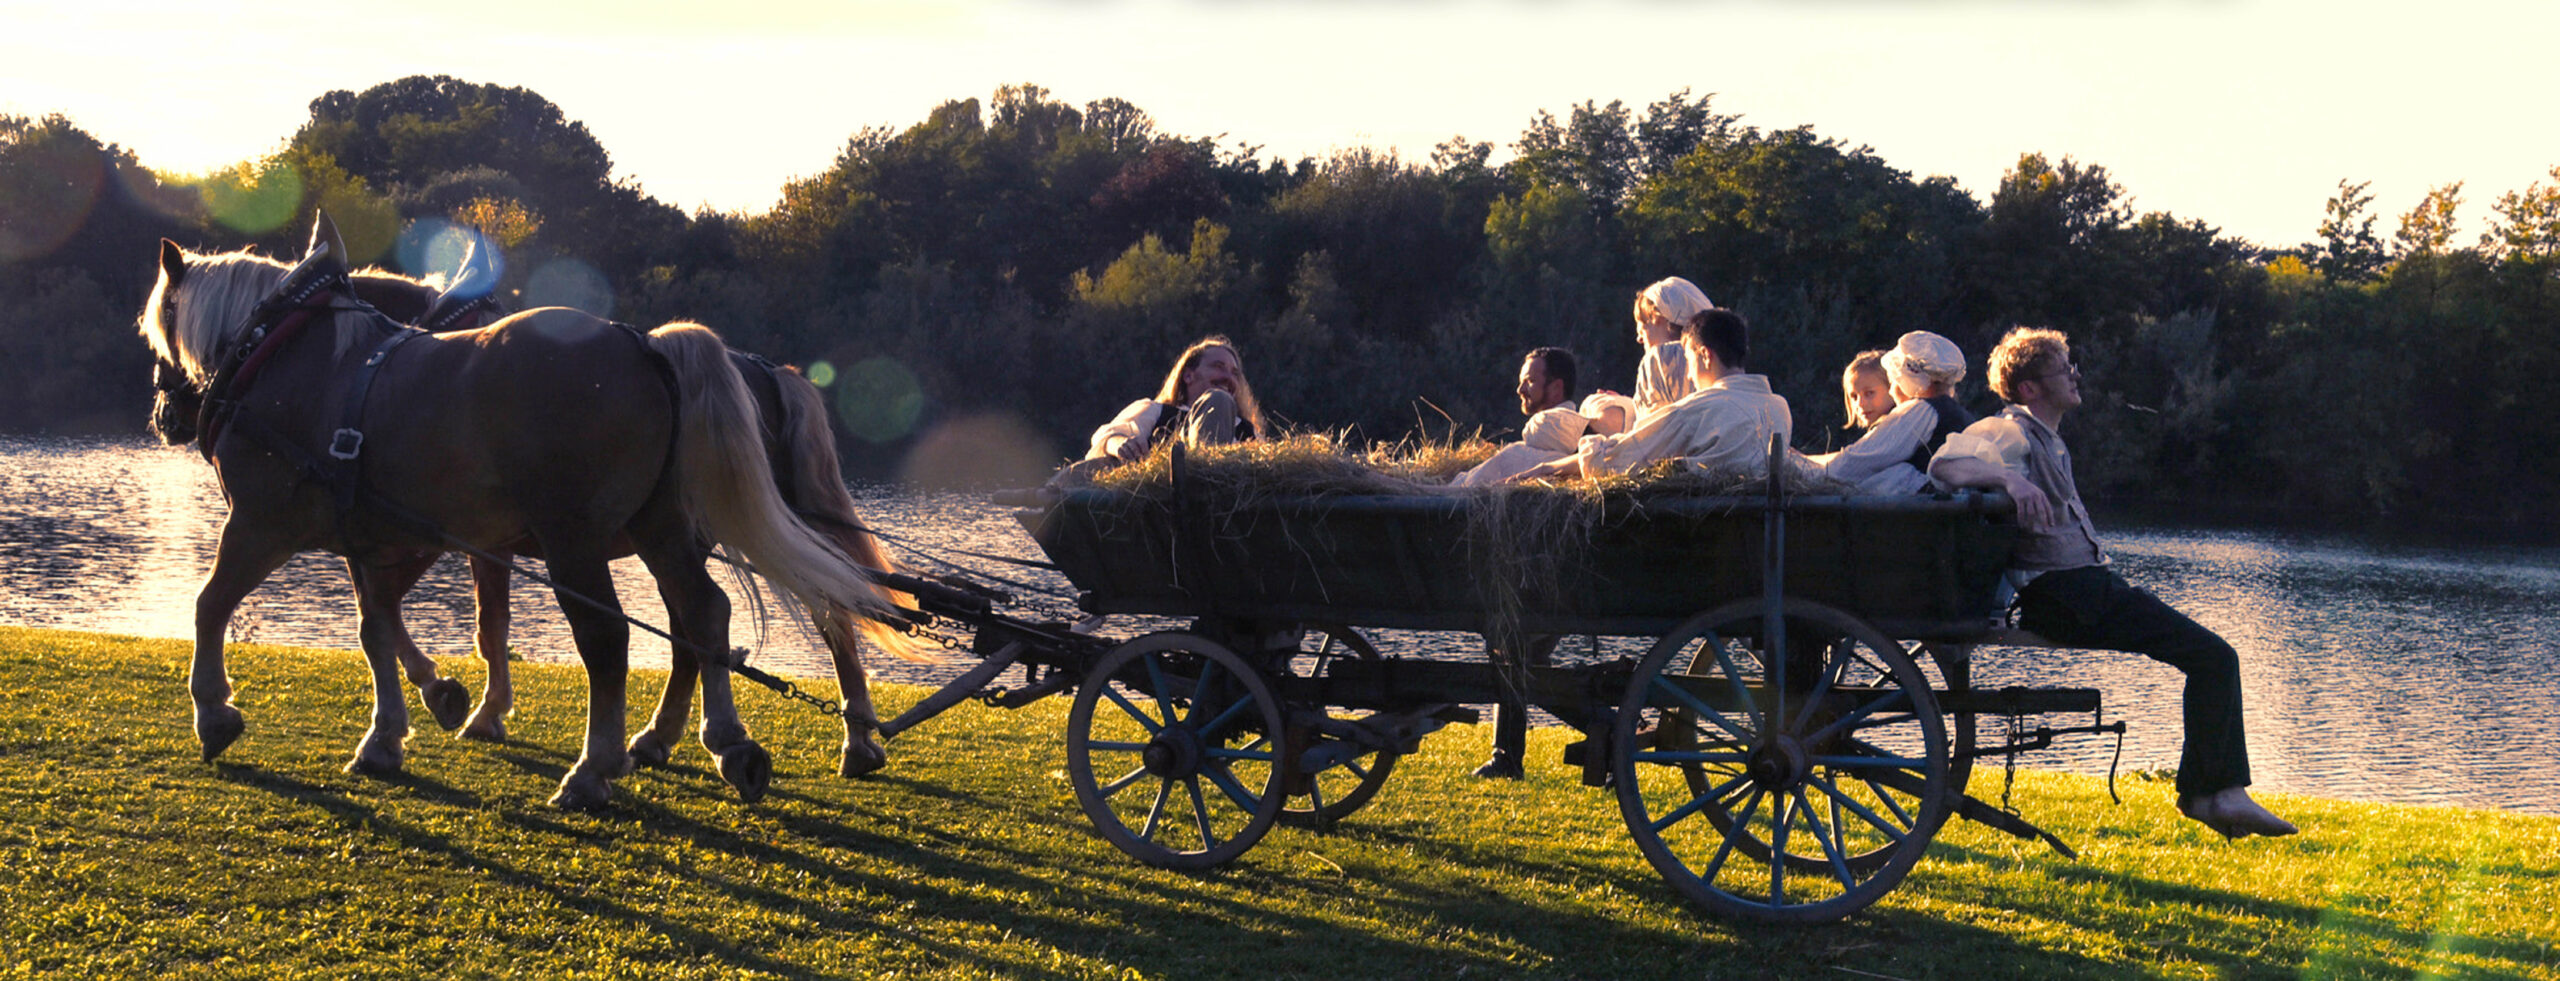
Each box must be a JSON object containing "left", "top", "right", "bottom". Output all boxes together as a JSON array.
[
  {"left": 158, "top": 238, "right": 187, "bottom": 287},
  {"left": 306, "top": 211, "right": 348, "bottom": 267}
]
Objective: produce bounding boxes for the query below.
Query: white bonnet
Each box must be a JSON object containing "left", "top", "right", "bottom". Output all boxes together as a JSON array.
[
  {"left": 1638, "top": 277, "right": 1713, "bottom": 324},
  {"left": 1579, "top": 391, "right": 1637, "bottom": 427},
  {"left": 1882, "top": 330, "right": 1966, "bottom": 390}
]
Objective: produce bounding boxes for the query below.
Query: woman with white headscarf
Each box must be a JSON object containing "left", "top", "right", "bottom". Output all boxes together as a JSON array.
[
  {"left": 1812, "top": 331, "right": 1977, "bottom": 495},
  {"left": 1629, "top": 277, "right": 1714, "bottom": 411}
]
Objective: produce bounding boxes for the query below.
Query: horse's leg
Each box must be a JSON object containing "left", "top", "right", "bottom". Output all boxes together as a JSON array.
[
  {"left": 460, "top": 553, "right": 515, "bottom": 742},
  {"left": 344, "top": 561, "right": 416, "bottom": 775},
  {"left": 625, "top": 629, "right": 700, "bottom": 769},
  {"left": 350, "top": 553, "right": 472, "bottom": 732},
  {"left": 634, "top": 539, "right": 767, "bottom": 802},
  {"left": 192, "top": 520, "right": 296, "bottom": 762},
  {"left": 823, "top": 611, "right": 888, "bottom": 777},
  {"left": 541, "top": 543, "right": 631, "bottom": 810}
]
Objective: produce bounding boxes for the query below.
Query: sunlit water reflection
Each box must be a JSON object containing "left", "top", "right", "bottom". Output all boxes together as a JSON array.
[{"left": 6, "top": 436, "right": 2556, "bottom": 814}]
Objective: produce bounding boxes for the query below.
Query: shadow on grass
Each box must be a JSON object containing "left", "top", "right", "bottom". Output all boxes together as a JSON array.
[{"left": 1927, "top": 840, "right": 2554, "bottom": 979}]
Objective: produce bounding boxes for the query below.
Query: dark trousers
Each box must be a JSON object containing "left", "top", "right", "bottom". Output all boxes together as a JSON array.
[{"left": 2015, "top": 566, "right": 2252, "bottom": 800}]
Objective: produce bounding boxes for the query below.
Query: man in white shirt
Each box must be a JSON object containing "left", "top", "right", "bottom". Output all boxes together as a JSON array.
[
  {"left": 1454, "top": 348, "right": 1633, "bottom": 487},
  {"left": 1513, "top": 308, "right": 1790, "bottom": 483},
  {"left": 1931, "top": 326, "right": 2297, "bottom": 841}
]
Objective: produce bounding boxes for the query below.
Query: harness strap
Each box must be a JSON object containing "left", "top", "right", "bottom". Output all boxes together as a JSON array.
[{"left": 329, "top": 326, "right": 425, "bottom": 516}]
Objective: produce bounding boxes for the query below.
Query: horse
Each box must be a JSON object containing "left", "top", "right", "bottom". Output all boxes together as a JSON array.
[
  {"left": 233, "top": 249, "right": 916, "bottom": 777},
  {"left": 138, "top": 213, "right": 911, "bottom": 807}
]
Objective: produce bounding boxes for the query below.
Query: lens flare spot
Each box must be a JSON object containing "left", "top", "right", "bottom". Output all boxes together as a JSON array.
[
  {"left": 396, "top": 220, "right": 504, "bottom": 286},
  {"left": 832, "top": 357, "right": 924, "bottom": 444},
  {"left": 805, "top": 360, "right": 837, "bottom": 387},
  {"left": 0, "top": 141, "right": 102, "bottom": 261},
  {"left": 899, "top": 413, "right": 1057, "bottom": 491},
  {"left": 203, "top": 160, "right": 302, "bottom": 235},
  {"left": 525, "top": 258, "right": 613, "bottom": 317}
]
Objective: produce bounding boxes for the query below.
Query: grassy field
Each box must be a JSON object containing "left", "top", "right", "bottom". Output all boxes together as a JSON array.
[{"left": 2, "top": 625, "right": 2553, "bottom": 980}]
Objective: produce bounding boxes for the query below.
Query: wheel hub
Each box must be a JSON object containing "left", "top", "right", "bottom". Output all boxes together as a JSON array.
[
  {"left": 1142, "top": 725, "right": 1205, "bottom": 777},
  {"left": 1748, "top": 734, "right": 1812, "bottom": 790}
]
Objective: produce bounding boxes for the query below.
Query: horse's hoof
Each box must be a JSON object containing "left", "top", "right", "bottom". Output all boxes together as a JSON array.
[
  {"left": 345, "top": 745, "right": 404, "bottom": 776},
  {"left": 840, "top": 735, "right": 888, "bottom": 778},
  {"left": 627, "top": 730, "right": 675, "bottom": 769},
  {"left": 459, "top": 707, "right": 507, "bottom": 743},
  {"left": 549, "top": 772, "right": 614, "bottom": 811},
  {"left": 715, "top": 742, "right": 772, "bottom": 804},
  {"left": 420, "top": 678, "right": 471, "bottom": 731},
  {"left": 196, "top": 704, "right": 246, "bottom": 762}
]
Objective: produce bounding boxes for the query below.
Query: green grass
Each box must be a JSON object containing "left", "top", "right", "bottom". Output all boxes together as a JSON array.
[{"left": 2, "top": 625, "right": 2553, "bottom": 980}]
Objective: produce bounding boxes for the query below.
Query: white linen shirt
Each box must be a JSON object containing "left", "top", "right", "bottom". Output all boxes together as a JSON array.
[
  {"left": 1573, "top": 374, "right": 1792, "bottom": 477},
  {"left": 1818, "top": 397, "right": 1941, "bottom": 495},
  {"left": 1086, "top": 398, "right": 1170, "bottom": 461},
  {"left": 1635, "top": 342, "right": 1693, "bottom": 410},
  {"left": 1454, "top": 400, "right": 1589, "bottom": 487}
]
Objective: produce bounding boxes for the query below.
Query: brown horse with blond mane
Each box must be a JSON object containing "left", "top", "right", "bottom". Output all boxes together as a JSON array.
[{"left": 138, "top": 213, "right": 912, "bottom": 807}]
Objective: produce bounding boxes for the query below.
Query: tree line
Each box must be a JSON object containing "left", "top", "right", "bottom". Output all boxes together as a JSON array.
[{"left": 4, "top": 76, "right": 2555, "bottom": 528}]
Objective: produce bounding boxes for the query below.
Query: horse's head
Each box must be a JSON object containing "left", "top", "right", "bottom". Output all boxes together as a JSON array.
[{"left": 136, "top": 213, "right": 361, "bottom": 445}]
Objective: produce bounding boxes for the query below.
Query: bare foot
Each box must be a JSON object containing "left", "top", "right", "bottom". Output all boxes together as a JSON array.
[{"left": 2179, "top": 787, "right": 2299, "bottom": 840}]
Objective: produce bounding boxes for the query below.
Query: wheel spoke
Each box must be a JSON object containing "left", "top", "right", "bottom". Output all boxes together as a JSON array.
[
  {"left": 1186, "top": 658, "right": 1224, "bottom": 725},
  {"left": 1203, "top": 744, "right": 1275, "bottom": 763},
  {"left": 1769, "top": 793, "right": 1792, "bottom": 905},
  {"left": 1861, "top": 775, "right": 1916, "bottom": 827},
  {"left": 1699, "top": 637, "right": 1765, "bottom": 737},
  {"left": 1186, "top": 776, "right": 1220, "bottom": 850},
  {"left": 1809, "top": 771, "right": 1913, "bottom": 843},
  {"left": 1788, "top": 638, "right": 1851, "bottom": 733},
  {"left": 1648, "top": 673, "right": 1756, "bottom": 744},
  {"left": 1197, "top": 693, "right": 1258, "bottom": 738},
  {"left": 1631, "top": 749, "right": 1751, "bottom": 765},
  {"left": 1139, "top": 778, "right": 1174, "bottom": 841},
  {"left": 1794, "top": 787, "right": 1857, "bottom": 888},
  {"left": 1142, "top": 655, "right": 1178, "bottom": 728},
  {"left": 1697, "top": 786, "right": 1761, "bottom": 885},
  {"left": 1811, "top": 754, "right": 1928, "bottom": 769},
  {"left": 1807, "top": 689, "right": 1914, "bottom": 746},
  {"left": 1099, "top": 763, "right": 1150, "bottom": 798},
  {"left": 1099, "top": 685, "right": 1162, "bottom": 735},
  {"left": 1087, "top": 739, "right": 1148, "bottom": 754}
]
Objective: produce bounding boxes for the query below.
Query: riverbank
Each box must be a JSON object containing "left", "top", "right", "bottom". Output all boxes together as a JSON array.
[{"left": 5, "top": 626, "right": 2554, "bottom": 979}]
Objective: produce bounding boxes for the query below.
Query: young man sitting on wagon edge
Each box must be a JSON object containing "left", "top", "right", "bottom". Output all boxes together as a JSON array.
[{"left": 1929, "top": 326, "right": 2298, "bottom": 840}]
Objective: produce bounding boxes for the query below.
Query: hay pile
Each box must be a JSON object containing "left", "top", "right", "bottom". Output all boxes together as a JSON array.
[{"left": 1050, "top": 433, "right": 1853, "bottom": 649}]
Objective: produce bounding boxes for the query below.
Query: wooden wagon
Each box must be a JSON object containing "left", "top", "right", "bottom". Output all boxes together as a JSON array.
[{"left": 881, "top": 444, "right": 2118, "bottom": 924}]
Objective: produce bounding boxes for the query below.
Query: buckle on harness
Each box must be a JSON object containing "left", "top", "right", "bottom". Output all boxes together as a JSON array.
[{"left": 328, "top": 428, "right": 364, "bottom": 460}]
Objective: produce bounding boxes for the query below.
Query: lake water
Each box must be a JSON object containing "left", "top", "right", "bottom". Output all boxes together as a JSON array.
[{"left": 6, "top": 435, "right": 2557, "bottom": 815}]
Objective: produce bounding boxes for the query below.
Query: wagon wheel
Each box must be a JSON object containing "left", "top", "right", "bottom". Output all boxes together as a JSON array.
[
  {"left": 1613, "top": 598, "right": 1950, "bottom": 923},
  {"left": 1066, "top": 631, "right": 1287, "bottom": 869},
  {"left": 1266, "top": 625, "right": 1399, "bottom": 828},
  {"left": 1676, "top": 637, "right": 1978, "bottom": 877}
]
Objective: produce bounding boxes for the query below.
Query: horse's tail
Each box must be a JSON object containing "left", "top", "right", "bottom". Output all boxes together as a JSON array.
[
  {"left": 647, "top": 323, "right": 922, "bottom": 661},
  {"left": 766, "top": 361, "right": 928, "bottom": 661}
]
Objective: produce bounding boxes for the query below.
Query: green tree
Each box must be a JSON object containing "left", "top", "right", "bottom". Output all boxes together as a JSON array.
[{"left": 2312, "top": 179, "right": 2387, "bottom": 282}]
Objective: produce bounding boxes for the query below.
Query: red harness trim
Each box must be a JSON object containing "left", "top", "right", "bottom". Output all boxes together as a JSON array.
[{"left": 197, "top": 302, "right": 327, "bottom": 461}]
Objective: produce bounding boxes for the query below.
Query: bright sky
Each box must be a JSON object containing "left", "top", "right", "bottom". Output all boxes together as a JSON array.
[{"left": 5, "top": 0, "right": 2553, "bottom": 249}]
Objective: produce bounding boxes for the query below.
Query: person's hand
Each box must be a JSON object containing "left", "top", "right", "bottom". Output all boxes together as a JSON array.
[
  {"left": 2002, "top": 472, "right": 2054, "bottom": 529},
  {"left": 1113, "top": 438, "right": 1148, "bottom": 464}
]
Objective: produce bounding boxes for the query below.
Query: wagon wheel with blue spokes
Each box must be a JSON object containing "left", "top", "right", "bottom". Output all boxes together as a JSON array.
[
  {"left": 1265, "top": 624, "right": 1398, "bottom": 828},
  {"left": 1066, "top": 631, "right": 1287, "bottom": 869},
  {"left": 1614, "top": 598, "right": 1950, "bottom": 923}
]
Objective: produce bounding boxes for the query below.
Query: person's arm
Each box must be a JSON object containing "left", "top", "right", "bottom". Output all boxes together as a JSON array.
[
  {"left": 1509, "top": 455, "right": 1585, "bottom": 482},
  {"left": 1086, "top": 399, "right": 1162, "bottom": 462},
  {"left": 1820, "top": 400, "right": 1930, "bottom": 484},
  {"left": 1930, "top": 444, "right": 2053, "bottom": 528}
]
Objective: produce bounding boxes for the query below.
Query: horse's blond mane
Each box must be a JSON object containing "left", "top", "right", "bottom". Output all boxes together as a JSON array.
[{"left": 140, "top": 248, "right": 424, "bottom": 383}]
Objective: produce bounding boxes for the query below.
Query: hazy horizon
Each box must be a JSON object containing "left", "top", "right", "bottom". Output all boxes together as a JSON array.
[{"left": 6, "top": 0, "right": 2554, "bottom": 248}]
